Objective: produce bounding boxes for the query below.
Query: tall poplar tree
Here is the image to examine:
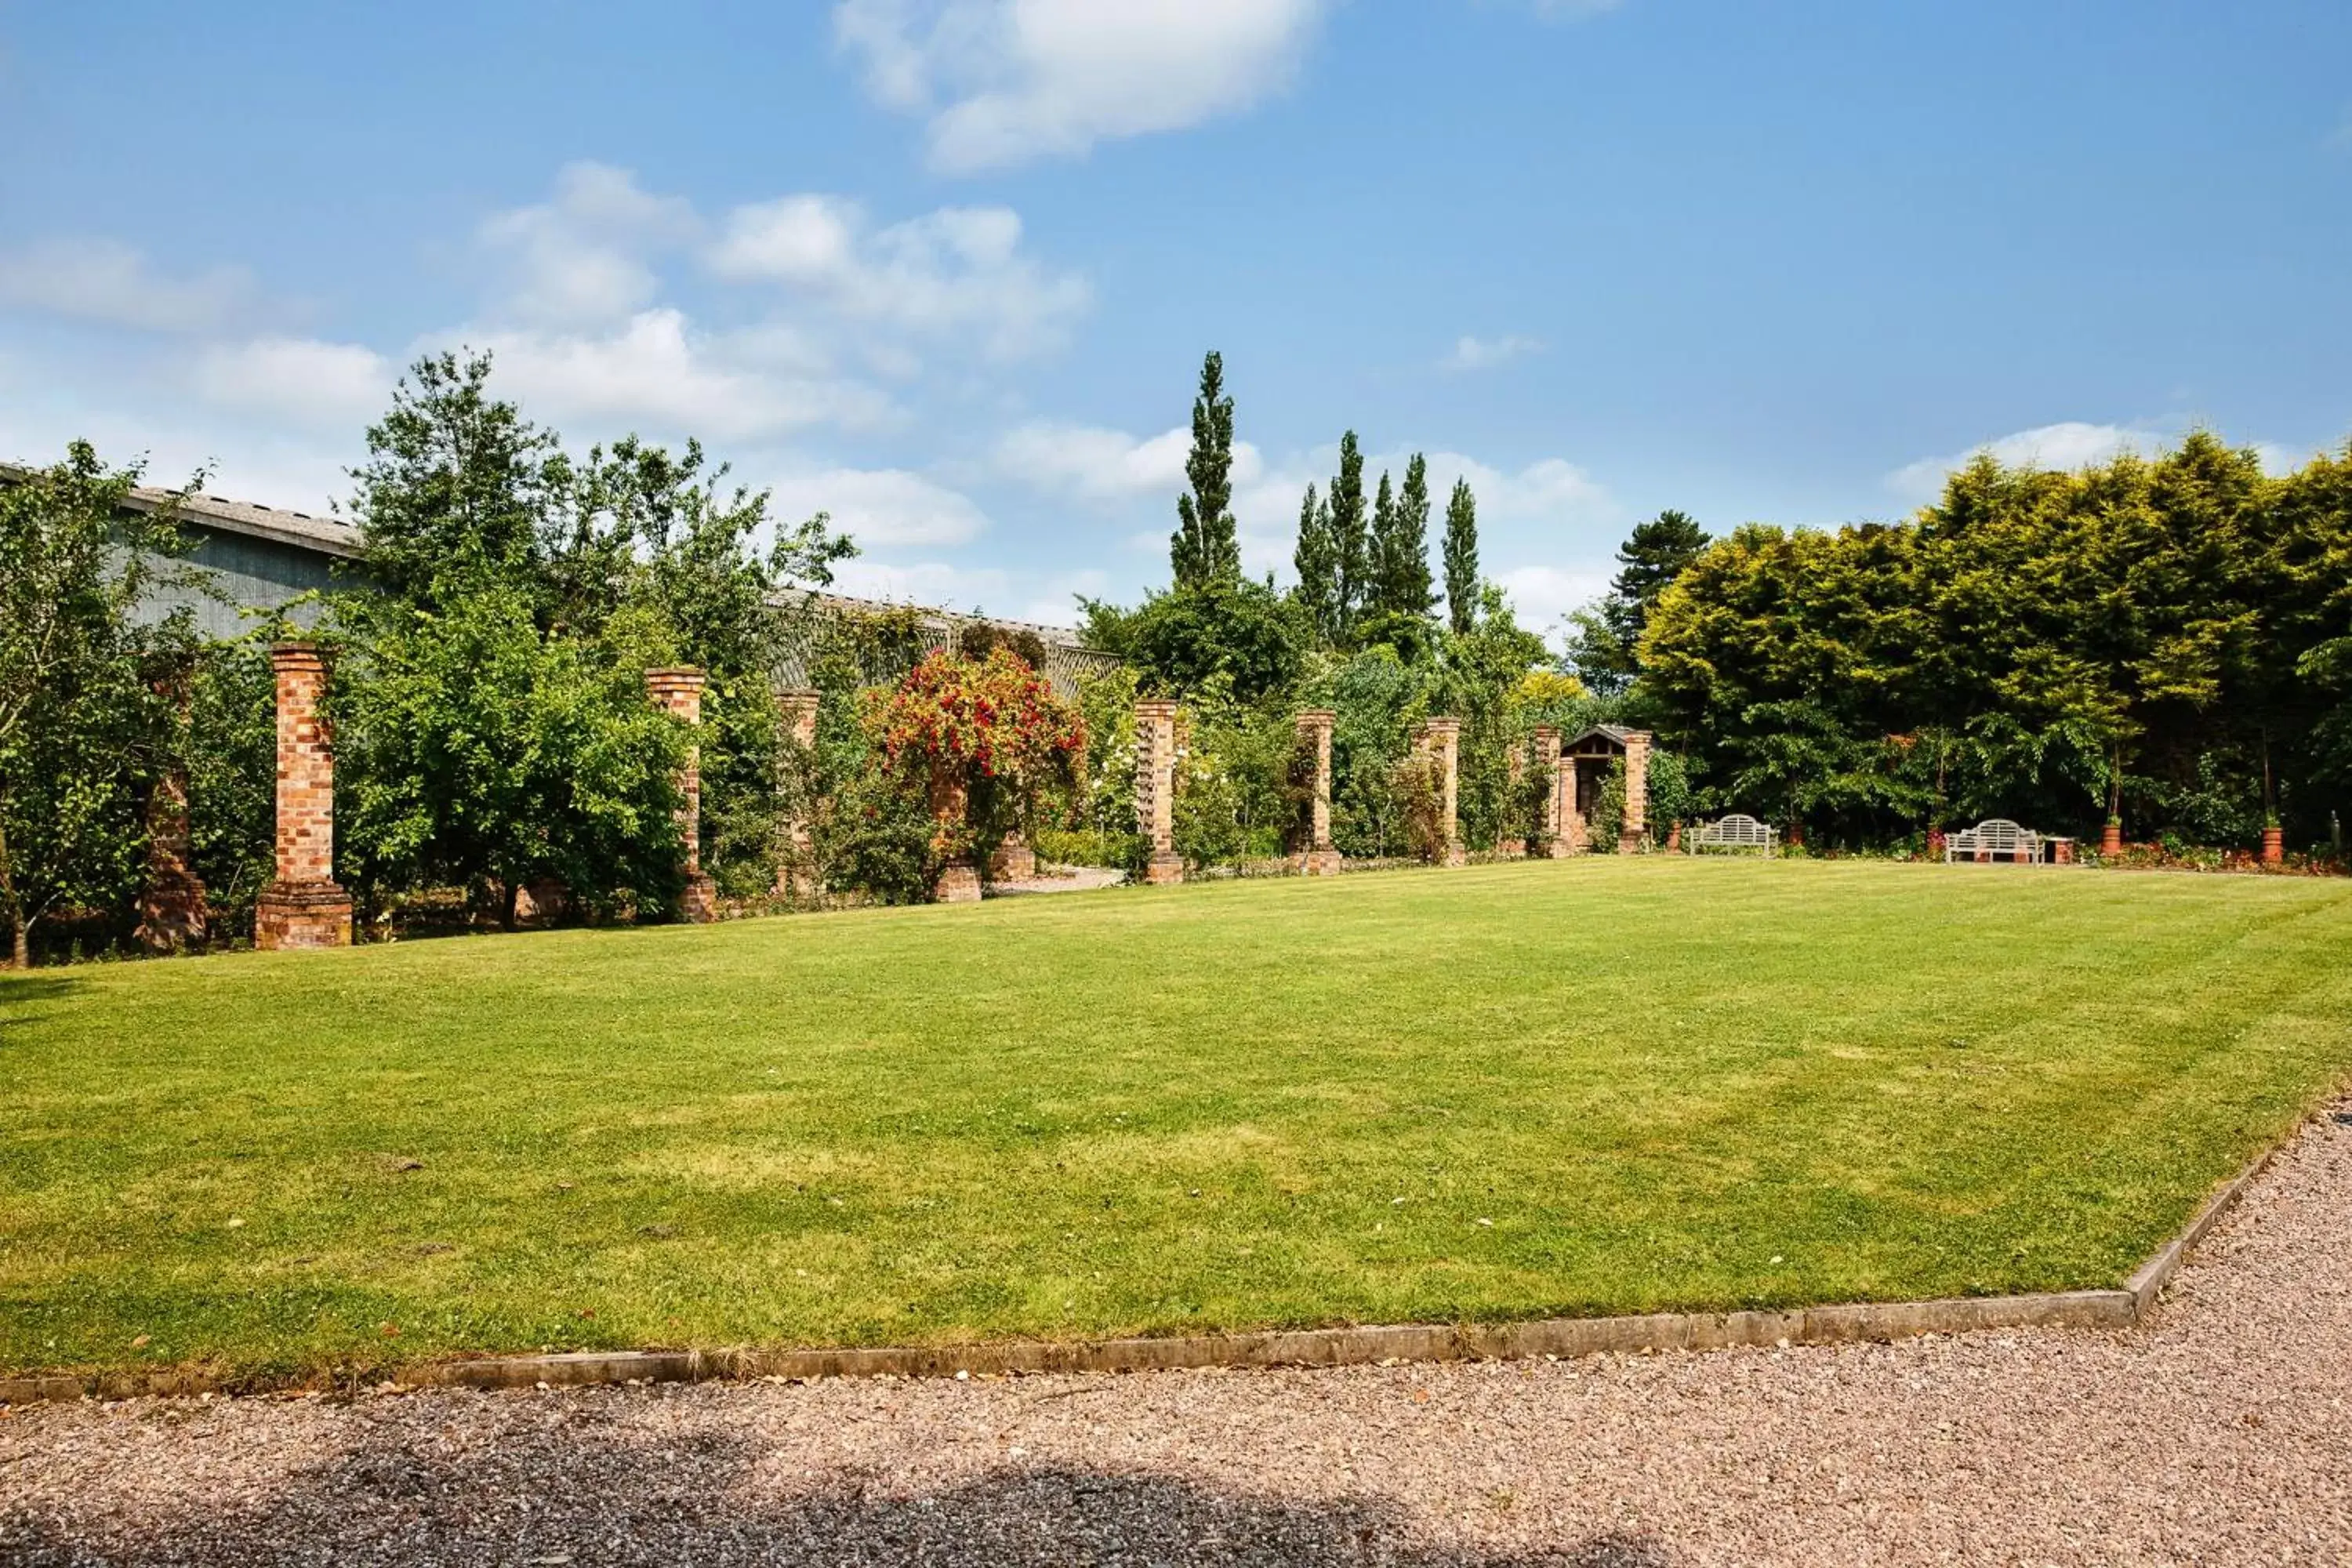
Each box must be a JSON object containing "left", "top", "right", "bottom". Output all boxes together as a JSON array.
[
  {"left": 1291, "top": 481, "right": 1339, "bottom": 643},
  {"left": 1328, "top": 431, "right": 1369, "bottom": 637},
  {"left": 1370, "top": 454, "right": 1436, "bottom": 619},
  {"left": 1168, "top": 350, "right": 1240, "bottom": 588},
  {"left": 1443, "top": 476, "right": 1480, "bottom": 633}
]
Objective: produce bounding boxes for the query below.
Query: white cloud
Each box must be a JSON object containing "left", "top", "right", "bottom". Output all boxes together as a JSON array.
[
  {"left": 481, "top": 162, "right": 699, "bottom": 326},
  {"left": 995, "top": 420, "right": 1261, "bottom": 501},
  {"left": 760, "top": 465, "right": 990, "bottom": 548},
  {"left": 833, "top": 0, "right": 1327, "bottom": 172},
  {"left": 192, "top": 337, "right": 393, "bottom": 430},
  {"left": 453, "top": 310, "right": 891, "bottom": 445},
  {"left": 710, "top": 197, "right": 1090, "bottom": 358},
  {"left": 1444, "top": 333, "right": 1543, "bottom": 371},
  {"left": 1886, "top": 421, "right": 2307, "bottom": 503},
  {"left": 1494, "top": 564, "right": 1612, "bottom": 636},
  {"left": 0, "top": 238, "right": 256, "bottom": 335}
]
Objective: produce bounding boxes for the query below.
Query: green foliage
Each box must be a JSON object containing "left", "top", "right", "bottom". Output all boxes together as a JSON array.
[
  {"left": 1641, "top": 434, "right": 2352, "bottom": 848},
  {"left": 1328, "top": 431, "right": 1370, "bottom": 641},
  {"left": 1118, "top": 579, "right": 1310, "bottom": 706},
  {"left": 1072, "top": 664, "right": 1142, "bottom": 837},
  {"left": 0, "top": 442, "right": 196, "bottom": 965},
  {"left": 1442, "top": 477, "right": 1479, "bottom": 635},
  {"left": 1168, "top": 679, "right": 1297, "bottom": 869},
  {"left": 1290, "top": 482, "right": 1338, "bottom": 643},
  {"left": 332, "top": 587, "right": 689, "bottom": 927},
  {"left": 1566, "top": 509, "right": 1711, "bottom": 697},
  {"left": 185, "top": 639, "right": 277, "bottom": 935},
  {"left": 1168, "top": 350, "right": 1241, "bottom": 590},
  {"left": 1369, "top": 453, "right": 1436, "bottom": 621}
]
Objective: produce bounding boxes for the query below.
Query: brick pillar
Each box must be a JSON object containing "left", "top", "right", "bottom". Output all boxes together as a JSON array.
[
  {"left": 136, "top": 657, "right": 208, "bottom": 953},
  {"left": 1534, "top": 726, "right": 1564, "bottom": 858},
  {"left": 1501, "top": 742, "right": 1528, "bottom": 858},
  {"left": 774, "top": 688, "right": 821, "bottom": 898},
  {"left": 1413, "top": 717, "right": 1466, "bottom": 867},
  {"left": 928, "top": 765, "right": 982, "bottom": 903},
  {"left": 989, "top": 832, "right": 1036, "bottom": 882},
  {"left": 1135, "top": 698, "right": 1182, "bottom": 885},
  {"left": 1294, "top": 709, "right": 1341, "bottom": 876},
  {"left": 254, "top": 641, "right": 352, "bottom": 949},
  {"left": 645, "top": 667, "right": 717, "bottom": 923},
  {"left": 1619, "top": 731, "right": 1652, "bottom": 855},
  {"left": 1560, "top": 757, "right": 1588, "bottom": 856}
]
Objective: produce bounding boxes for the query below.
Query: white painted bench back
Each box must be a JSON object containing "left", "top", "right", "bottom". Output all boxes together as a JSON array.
[{"left": 1693, "top": 813, "right": 1775, "bottom": 851}]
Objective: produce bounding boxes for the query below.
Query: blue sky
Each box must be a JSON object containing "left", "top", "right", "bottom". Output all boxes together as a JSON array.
[{"left": 4, "top": 1, "right": 2348, "bottom": 632}]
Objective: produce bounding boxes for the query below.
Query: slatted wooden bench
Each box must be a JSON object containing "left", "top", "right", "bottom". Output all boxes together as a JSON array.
[
  {"left": 1689, "top": 813, "right": 1777, "bottom": 855},
  {"left": 1944, "top": 818, "right": 2042, "bottom": 864}
]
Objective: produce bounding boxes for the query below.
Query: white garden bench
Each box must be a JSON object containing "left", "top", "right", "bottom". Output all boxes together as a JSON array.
[
  {"left": 1944, "top": 818, "right": 2042, "bottom": 864},
  {"left": 1689, "top": 814, "right": 1777, "bottom": 855}
]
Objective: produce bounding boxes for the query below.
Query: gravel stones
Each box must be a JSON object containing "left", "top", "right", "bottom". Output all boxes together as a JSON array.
[{"left": 5, "top": 1109, "right": 2348, "bottom": 1566}]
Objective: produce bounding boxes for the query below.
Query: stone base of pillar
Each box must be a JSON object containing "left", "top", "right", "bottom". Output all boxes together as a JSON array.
[
  {"left": 935, "top": 858, "right": 983, "bottom": 904},
  {"left": 514, "top": 877, "right": 568, "bottom": 927},
  {"left": 1143, "top": 851, "right": 1185, "bottom": 886},
  {"left": 1294, "top": 848, "right": 1344, "bottom": 877},
  {"left": 136, "top": 873, "right": 209, "bottom": 953},
  {"left": 989, "top": 834, "right": 1036, "bottom": 881},
  {"left": 679, "top": 873, "right": 719, "bottom": 924},
  {"left": 255, "top": 882, "right": 353, "bottom": 950},
  {"left": 1498, "top": 837, "right": 1526, "bottom": 858},
  {"left": 1441, "top": 840, "right": 1468, "bottom": 868},
  {"left": 1617, "top": 830, "right": 1645, "bottom": 855}
]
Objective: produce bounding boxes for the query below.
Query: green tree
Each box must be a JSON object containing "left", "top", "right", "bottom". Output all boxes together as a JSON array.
[
  {"left": 1328, "top": 432, "right": 1369, "bottom": 640},
  {"left": 1370, "top": 453, "right": 1436, "bottom": 621},
  {"left": 1442, "top": 476, "right": 1480, "bottom": 634},
  {"left": 0, "top": 444, "right": 194, "bottom": 965},
  {"left": 1169, "top": 350, "right": 1240, "bottom": 589},
  {"left": 1291, "top": 482, "right": 1339, "bottom": 644},
  {"left": 333, "top": 586, "right": 689, "bottom": 927},
  {"left": 1569, "top": 509, "right": 1711, "bottom": 695}
]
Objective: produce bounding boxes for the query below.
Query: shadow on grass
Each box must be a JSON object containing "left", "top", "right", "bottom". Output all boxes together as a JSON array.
[
  {"left": 0, "top": 973, "right": 85, "bottom": 1037},
  {"left": 1, "top": 1415, "right": 1672, "bottom": 1566}
]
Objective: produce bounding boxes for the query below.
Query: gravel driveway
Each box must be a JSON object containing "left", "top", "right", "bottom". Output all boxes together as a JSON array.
[{"left": 5, "top": 1108, "right": 2348, "bottom": 1567}]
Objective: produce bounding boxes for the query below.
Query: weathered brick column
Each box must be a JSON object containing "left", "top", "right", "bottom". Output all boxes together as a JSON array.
[
  {"left": 1294, "top": 709, "right": 1341, "bottom": 876},
  {"left": 136, "top": 657, "right": 208, "bottom": 953},
  {"left": 254, "top": 641, "right": 352, "bottom": 949},
  {"left": 928, "top": 766, "right": 982, "bottom": 903},
  {"left": 1135, "top": 698, "right": 1182, "bottom": 885},
  {"left": 645, "top": 667, "right": 717, "bottom": 923},
  {"left": 1534, "top": 726, "right": 1565, "bottom": 858},
  {"left": 989, "top": 831, "right": 1036, "bottom": 881},
  {"left": 1619, "top": 730, "right": 1652, "bottom": 855},
  {"left": 774, "top": 688, "right": 821, "bottom": 897},
  {"left": 1500, "top": 742, "right": 1529, "bottom": 858},
  {"left": 1413, "top": 717, "right": 1466, "bottom": 866}
]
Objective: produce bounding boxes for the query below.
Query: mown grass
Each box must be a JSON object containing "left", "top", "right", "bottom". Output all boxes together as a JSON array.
[{"left": 5, "top": 858, "right": 2350, "bottom": 1381}]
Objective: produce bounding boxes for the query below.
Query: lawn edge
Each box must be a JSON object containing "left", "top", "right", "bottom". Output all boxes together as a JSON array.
[{"left": 1, "top": 1115, "right": 2297, "bottom": 1406}]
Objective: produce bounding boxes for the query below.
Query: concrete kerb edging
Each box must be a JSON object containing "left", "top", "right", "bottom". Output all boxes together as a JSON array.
[{"left": 0, "top": 1131, "right": 2295, "bottom": 1408}]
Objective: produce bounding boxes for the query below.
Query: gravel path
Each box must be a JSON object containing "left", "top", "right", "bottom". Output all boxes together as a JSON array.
[{"left": 5, "top": 1109, "right": 2349, "bottom": 1567}]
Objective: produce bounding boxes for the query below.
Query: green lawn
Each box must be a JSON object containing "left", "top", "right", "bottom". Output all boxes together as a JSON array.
[{"left": 5, "top": 858, "right": 2350, "bottom": 1381}]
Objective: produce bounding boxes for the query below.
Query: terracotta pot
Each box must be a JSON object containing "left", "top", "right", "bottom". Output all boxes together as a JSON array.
[
  {"left": 2100, "top": 822, "right": 2123, "bottom": 857},
  {"left": 2261, "top": 826, "right": 2284, "bottom": 866}
]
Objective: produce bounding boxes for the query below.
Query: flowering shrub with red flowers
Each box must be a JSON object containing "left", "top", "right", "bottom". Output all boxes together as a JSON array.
[{"left": 861, "top": 647, "right": 1087, "bottom": 858}]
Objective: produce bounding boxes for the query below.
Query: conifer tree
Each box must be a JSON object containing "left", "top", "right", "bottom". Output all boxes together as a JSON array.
[
  {"left": 1291, "top": 481, "right": 1339, "bottom": 643},
  {"left": 1168, "top": 351, "right": 1240, "bottom": 588},
  {"left": 1368, "top": 470, "right": 1396, "bottom": 615},
  {"left": 1369, "top": 455, "right": 1436, "bottom": 619},
  {"left": 1327, "top": 431, "right": 1369, "bottom": 637},
  {"left": 1442, "top": 476, "right": 1480, "bottom": 634}
]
